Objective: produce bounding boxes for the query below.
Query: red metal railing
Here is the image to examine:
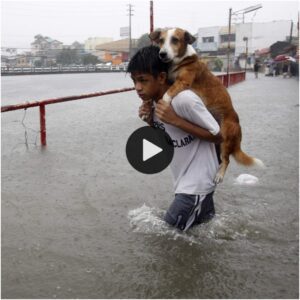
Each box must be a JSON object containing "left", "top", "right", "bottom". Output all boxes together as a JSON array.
[
  {"left": 1, "top": 87, "right": 135, "bottom": 146},
  {"left": 217, "top": 71, "right": 246, "bottom": 87},
  {"left": 1, "top": 72, "right": 245, "bottom": 146}
]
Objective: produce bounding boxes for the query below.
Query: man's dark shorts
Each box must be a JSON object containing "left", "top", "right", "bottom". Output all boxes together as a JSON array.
[{"left": 164, "top": 192, "right": 215, "bottom": 231}]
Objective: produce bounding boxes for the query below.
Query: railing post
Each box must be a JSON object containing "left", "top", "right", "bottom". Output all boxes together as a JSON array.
[
  {"left": 224, "top": 74, "right": 228, "bottom": 88},
  {"left": 39, "top": 105, "right": 47, "bottom": 146}
]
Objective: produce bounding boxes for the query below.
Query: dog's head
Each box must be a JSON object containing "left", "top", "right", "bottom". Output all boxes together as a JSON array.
[{"left": 149, "top": 28, "right": 196, "bottom": 63}]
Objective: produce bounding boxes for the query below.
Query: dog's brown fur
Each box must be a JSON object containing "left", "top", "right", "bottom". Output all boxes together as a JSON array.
[{"left": 150, "top": 28, "right": 263, "bottom": 183}]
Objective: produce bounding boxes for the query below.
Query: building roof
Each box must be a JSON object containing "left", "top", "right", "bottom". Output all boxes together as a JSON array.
[
  {"left": 270, "top": 41, "right": 293, "bottom": 58},
  {"left": 255, "top": 47, "right": 270, "bottom": 55},
  {"left": 95, "top": 38, "right": 138, "bottom": 52}
]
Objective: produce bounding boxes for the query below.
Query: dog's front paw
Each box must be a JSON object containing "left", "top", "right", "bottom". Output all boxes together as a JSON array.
[
  {"left": 162, "top": 93, "right": 172, "bottom": 103},
  {"left": 214, "top": 172, "right": 224, "bottom": 184}
]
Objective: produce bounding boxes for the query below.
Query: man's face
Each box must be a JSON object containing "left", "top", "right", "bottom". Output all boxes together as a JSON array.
[{"left": 131, "top": 72, "right": 161, "bottom": 101}]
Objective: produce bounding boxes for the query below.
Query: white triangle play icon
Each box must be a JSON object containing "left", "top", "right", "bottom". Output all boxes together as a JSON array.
[{"left": 143, "top": 139, "right": 163, "bottom": 162}]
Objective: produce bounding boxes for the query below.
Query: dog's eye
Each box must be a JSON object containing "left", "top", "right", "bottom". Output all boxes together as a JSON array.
[
  {"left": 171, "top": 37, "right": 179, "bottom": 44},
  {"left": 159, "top": 38, "right": 164, "bottom": 44}
]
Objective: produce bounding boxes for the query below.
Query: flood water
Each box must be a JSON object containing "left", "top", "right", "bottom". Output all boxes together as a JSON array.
[{"left": 1, "top": 72, "right": 299, "bottom": 299}]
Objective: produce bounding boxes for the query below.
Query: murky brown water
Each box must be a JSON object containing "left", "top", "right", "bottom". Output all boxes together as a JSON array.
[{"left": 1, "top": 73, "right": 299, "bottom": 298}]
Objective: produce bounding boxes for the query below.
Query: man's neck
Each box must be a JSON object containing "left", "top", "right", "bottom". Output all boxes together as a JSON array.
[{"left": 154, "top": 84, "right": 170, "bottom": 102}]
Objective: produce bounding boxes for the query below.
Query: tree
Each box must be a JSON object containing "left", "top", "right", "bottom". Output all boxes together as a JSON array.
[
  {"left": 82, "top": 53, "right": 100, "bottom": 65},
  {"left": 56, "top": 48, "right": 80, "bottom": 65},
  {"left": 34, "top": 60, "right": 43, "bottom": 67},
  {"left": 214, "top": 58, "right": 223, "bottom": 72},
  {"left": 33, "top": 34, "right": 44, "bottom": 44},
  {"left": 137, "top": 33, "right": 152, "bottom": 50}
]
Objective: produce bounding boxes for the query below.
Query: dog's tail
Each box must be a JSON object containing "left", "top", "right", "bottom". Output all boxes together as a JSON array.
[{"left": 233, "top": 149, "right": 265, "bottom": 168}]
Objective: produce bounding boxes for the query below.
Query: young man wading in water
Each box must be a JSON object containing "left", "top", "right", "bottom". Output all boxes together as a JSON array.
[{"left": 127, "top": 45, "right": 222, "bottom": 231}]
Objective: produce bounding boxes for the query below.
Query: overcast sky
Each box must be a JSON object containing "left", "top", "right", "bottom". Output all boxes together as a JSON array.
[{"left": 1, "top": 0, "right": 299, "bottom": 50}]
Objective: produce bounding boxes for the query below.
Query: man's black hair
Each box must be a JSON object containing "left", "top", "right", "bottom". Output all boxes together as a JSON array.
[{"left": 127, "top": 45, "right": 170, "bottom": 77}]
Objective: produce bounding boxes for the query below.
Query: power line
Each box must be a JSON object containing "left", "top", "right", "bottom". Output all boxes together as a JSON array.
[{"left": 2, "top": 48, "right": 101, "bottom": 52}]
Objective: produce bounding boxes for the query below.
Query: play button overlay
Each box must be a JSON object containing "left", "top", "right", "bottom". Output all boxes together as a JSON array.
[
  {"left": 126, "top": 126, "right": 174, "bottom": 174},
  {"left": 143, "top": 139, "right": 162, "bottom": 161}
]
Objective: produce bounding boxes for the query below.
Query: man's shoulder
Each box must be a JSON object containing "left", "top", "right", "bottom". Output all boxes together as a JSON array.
[
  {"left": 172, "top": 89, "right": 204, "bottom": 109},
  {"left": 174, "top": 89, "right": 199, "bottom": 100}
]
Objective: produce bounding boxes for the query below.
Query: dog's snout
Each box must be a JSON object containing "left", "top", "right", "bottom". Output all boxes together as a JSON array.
[{"left": 159, "top": 52, "right": 167, "bottom": 59}]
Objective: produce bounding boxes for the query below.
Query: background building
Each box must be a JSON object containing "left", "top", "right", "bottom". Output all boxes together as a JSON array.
[
  {"left": 196, "top": 26, "right": 220, "bottom": 55},
  {"left": 95, "top": 38, "right": 138, "bottom": 64},
  {"left": 235, "top": 20, "right": 295, "bottom": 57},
  {"left": 196, "top": 20, "right": 296, "bottom": 71},
  {"left": 84, "top": 37, "right": 113, "bottom": 52},
  {"left": 30, "top": 35, "right": 63, "bottom": 66},
  {"left": 31, "top": 35, "right": 63, "bottom": 55}
]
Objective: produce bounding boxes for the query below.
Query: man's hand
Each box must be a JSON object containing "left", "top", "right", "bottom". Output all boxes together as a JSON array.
[
  {"left": 138, "top": 100, "right": 153, "bottom": 125},
  {"left": 155, "top": 99, "right": 180, "bottom": 126},
  {"left": 156, "top": 100, "right": 223, "bottom": 144}
]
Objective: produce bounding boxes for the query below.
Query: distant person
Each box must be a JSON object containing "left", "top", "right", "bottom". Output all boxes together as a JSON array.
[
  {"left": 274, "top": 64, "right": 280, "bottom": 76},
  {"left": 264, "top": 64, "right": 270, "bottom": 76},
  {"left": 290, "top": 61, "right": 299, "bottom": 78},
  {"left": 268, "top": 64, "right": 274, "bottom": 76},
  {"left": 282, "top": 63, "right": 289, "bottom": 78},
  {"left": 127, "top": 46, "right": 222, "bottom": 231},
  {"left": 254, "top": 61, "right": 260, "bottom": 79}
]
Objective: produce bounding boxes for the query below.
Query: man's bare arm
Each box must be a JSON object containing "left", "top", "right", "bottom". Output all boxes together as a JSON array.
[{"left": 155, "top": 100, "right": 223, "bottom": 144}]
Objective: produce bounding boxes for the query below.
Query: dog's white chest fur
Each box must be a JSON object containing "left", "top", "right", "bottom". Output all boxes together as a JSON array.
[
  {"left": 162, "top": 45, "right": 196, "bottom": 103},
  {"left": 162, "top": 65, "right": 178, "bottom": 103}
]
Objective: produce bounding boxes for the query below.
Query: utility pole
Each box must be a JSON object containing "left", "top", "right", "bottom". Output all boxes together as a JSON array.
[
  {"left": 243, "top": 37, "right": 248, "bottom": 73},
  {"left": 289, "top": 20, "right": 293, "bottom": 44},
  {"left": 297, "top": 12, "right": 299, "bottom": 50},
  {"left": 127, "top": 3, "right": 134, "bottom": 60},
  {"left": 150, "top": 0, "right": 154, "bottom": 33},
  {"left": 226, "top": 8, "right": 232, "bottom": 87}
]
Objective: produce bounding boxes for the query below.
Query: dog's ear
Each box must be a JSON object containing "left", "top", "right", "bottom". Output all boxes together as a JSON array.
[
  {"left": 184, "top": 31, "right": 196, "bottom": 44},
  {"left": 149, "top": 29, "right": 161, "bottom": 43}
]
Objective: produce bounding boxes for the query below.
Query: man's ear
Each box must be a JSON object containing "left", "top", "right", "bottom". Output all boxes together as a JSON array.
[
  {"left": 149, "top": 29, "right": 161, "bottom": 43},
  {"left": 158, "top": 72, "right": 168, "bottom": 84},
  {"left": 184, "top": 31, "right": 196, "bottom": 44}
]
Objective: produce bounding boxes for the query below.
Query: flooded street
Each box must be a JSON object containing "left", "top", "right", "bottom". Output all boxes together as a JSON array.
[{"left": 1, "top": 72, "right": 299, "bottom": 299}]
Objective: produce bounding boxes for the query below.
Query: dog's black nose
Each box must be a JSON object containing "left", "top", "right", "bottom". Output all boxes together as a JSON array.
[{"left": 159, "top": 52, "right": 167, "bottom": 59}]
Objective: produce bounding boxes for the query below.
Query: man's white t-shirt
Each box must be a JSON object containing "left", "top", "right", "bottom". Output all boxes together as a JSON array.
[{"left": 153, "top": 90, "right": 220, "bottom": 195}]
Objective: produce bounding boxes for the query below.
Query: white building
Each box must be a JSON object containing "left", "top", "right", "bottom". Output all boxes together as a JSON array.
[
  {"left": 196, "top": 20, "right": 295, "bottom": 57},
  {"left": 197, "top": 26, "right": 220, "bottom": 52},
  {"left": 235, "top": 20, "right": 295, "bottom": 57},
  {"left": 31, "top": 36, "right": 63, "bottom": 55},
  {"left": 84, "top": 37, "right": 113, "bottom": 52}
]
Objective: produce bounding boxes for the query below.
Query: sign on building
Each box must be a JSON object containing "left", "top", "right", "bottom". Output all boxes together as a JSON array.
[{"left": 120, "top": 27, "right": 129, "bottom": 37}]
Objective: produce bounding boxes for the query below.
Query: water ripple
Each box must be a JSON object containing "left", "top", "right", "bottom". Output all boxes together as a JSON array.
[{"left": 128, "top": 204, "right": 258, "bottom": 245}]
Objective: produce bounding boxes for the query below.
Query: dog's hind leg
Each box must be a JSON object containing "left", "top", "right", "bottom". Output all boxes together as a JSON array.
[
  {"left": 214, "top": 161, "right": 229, "bottom": 184},
  {"left": 214, "top": 142, "right": 231, "bottom": 184}
]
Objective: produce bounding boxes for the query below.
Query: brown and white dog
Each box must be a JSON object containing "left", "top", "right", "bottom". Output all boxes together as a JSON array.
[{"left": 149, "top": 27, "right": 264, "bottom": 183}]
